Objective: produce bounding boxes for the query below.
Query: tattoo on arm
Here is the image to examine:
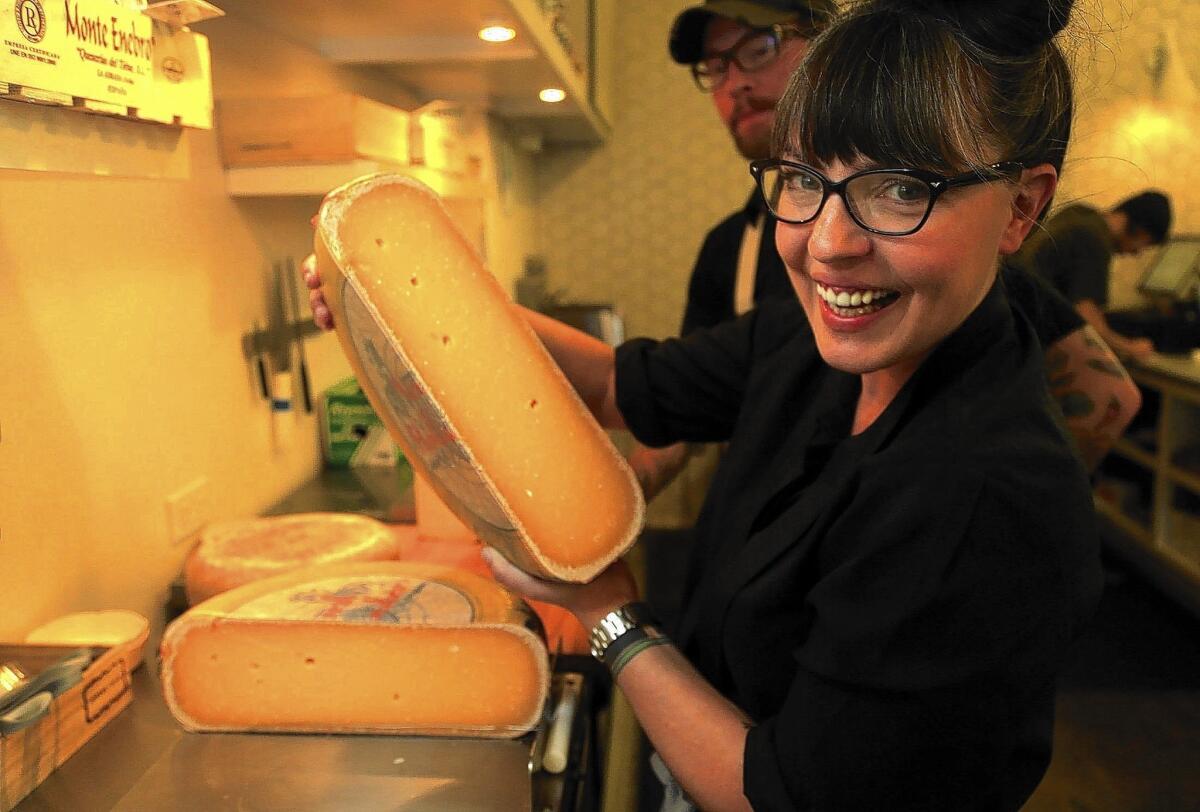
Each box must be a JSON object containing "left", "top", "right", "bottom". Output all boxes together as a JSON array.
[{"left": 1056, "top": 390, "right": 1096, "bottom": 419}]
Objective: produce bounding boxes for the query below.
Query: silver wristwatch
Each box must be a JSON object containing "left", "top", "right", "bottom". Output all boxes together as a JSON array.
[{"left": 588, "top": 602, "right": 656, "bottom": 661}]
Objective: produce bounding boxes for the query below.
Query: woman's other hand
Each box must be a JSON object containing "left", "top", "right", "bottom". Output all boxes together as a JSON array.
[
  {"left": 481, "top": 548, "right": 640, "bottom": 630},
  {"left": 302, "top": 254, "right": 335, "bottom": 331}
]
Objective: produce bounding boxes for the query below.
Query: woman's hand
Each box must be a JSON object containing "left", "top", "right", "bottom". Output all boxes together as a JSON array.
[
  {"left": 481, "top": 548, "right": 640, "bottom": 630},
  {"left": 301, "top": 254, "right": 335, "bottom": 331}
]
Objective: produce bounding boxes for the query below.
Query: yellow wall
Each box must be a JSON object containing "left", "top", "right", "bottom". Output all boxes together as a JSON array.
[
  {"left": 0, "top": 7, "right": 538, "bottom": 640},
  {"left": 1058, "top": 0, "right": 1200, "bottom": 307}
]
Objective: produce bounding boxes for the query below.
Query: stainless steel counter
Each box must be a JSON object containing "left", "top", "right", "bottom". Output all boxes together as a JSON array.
[
  {"left": 266, "top": 466, "right": 415, "bottom": 523},
  {"left": 15, "top": 666, "right": 534, "bottom": 811}
]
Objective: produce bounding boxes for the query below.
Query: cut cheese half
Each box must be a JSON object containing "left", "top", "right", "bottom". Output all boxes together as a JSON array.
[
  {"left": 184, "top": 512, "right": 404, "bottom": 604},
  {"left": 314, "top": 174, "right": 644, "bottom": 582},
  {"left": 161, "top": 560, "right": 549, "bottom": 737}
]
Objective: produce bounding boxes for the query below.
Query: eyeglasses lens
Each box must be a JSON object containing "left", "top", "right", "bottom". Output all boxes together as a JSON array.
[
  {"left": 762, "top": 164, "right": 823, "bottom": 221},
  {"left": 760, "top": 166, "right": 934, "bottom": 235},
  {"left": 845, "top": 173, "right": 933, "bottom": 234},
  {"left": 694, "top": 30, "right": 780, "bottom": 91}
]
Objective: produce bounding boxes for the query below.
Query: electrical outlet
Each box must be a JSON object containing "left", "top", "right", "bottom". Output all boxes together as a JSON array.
[{"left": 166, "top": 477, "right": 211, "bottom": 545}]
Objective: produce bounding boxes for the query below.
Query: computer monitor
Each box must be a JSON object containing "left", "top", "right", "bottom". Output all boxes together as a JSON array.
[{"left": 1138, "top": 236, "right": 1200, "bottom": 299}]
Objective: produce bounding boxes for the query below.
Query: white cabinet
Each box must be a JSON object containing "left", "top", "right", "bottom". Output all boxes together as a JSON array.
[{"left": 213, "top": 0, "right": 611, "bottom": 146}]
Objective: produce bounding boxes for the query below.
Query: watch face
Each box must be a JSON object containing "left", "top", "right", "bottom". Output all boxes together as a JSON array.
[{"left": 590, "top": 606, "right": 642, "bottom": 660}]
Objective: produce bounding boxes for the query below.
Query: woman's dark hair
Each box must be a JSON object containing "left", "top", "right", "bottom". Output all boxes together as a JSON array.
[{"left": 774, "top": 0, "right": 1077, "bottom": 177}]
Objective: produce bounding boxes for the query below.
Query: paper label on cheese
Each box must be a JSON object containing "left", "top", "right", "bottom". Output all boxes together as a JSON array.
[
  {"left": 341, "top": 278, "right": 529, "bottom": 565},
  {"left": 232, "top": 575, "right": 476, "bottom": 625}
]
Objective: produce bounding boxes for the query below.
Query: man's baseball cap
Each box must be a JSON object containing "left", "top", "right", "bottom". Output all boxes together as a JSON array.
[{"left": 668, "top": 0, "right": 837, "bottom": 64}]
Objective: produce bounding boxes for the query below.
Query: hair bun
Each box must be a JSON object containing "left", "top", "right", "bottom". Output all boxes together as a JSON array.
[{"left": 886, "top": 0, "right": 1073, "bottom": 54}]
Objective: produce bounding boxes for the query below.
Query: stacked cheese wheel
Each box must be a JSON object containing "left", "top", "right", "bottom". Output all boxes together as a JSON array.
[
  {"left": 184, "top": 512, "right": 406, "bottom": 604},
  {"left": 314, "top": 174, "right": 644, "bottom": 582},
  {"left": 161, "top": 560, "right": 549, "bottom": 737}
]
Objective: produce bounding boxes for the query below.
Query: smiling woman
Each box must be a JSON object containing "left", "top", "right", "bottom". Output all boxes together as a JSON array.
[{"left": 481, "top": 1, "right": 1104, "bottom": 809}]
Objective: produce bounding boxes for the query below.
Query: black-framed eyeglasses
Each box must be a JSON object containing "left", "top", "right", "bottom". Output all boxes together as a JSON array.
[
  {"left": 749, "top": 159, "right": 1025, "bottom": 236},
  {"left": 691, "top": 24, "right": 799, "bottom": 92}
]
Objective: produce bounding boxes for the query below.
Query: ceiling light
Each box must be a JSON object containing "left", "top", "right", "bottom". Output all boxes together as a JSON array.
[
  {"left": 479, "top": 25, "right": 516, "bottom": 43},
  {"left": 539, "top": 87, "right": 566, "bottom": 104}
]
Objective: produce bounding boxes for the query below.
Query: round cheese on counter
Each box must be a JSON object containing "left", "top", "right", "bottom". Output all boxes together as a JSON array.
[
  {"left": 184, "top": 512, "right": 404, "bottom": 605},
  {"left": 160, "top": 560, "right": 548, "bottom": 738},
  {"left": 314, "top": 174, "right": 644, "bottom": 582}
]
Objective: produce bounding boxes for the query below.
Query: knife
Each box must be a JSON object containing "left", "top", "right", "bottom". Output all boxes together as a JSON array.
[{"left": 284, "top": 256, "right": 314, "bottom": 413}]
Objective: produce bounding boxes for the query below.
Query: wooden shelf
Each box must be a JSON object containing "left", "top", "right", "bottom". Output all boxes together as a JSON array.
[
  {"left": 225, "top": 161, "right": 482, "bottom": 199},
  {"left": 1111, "top": 437, "right": 1157, "bottom": 470},
  {"left": 1100, "top": 355, "right": 1200, "bottom": 614},
  {"left": 1167, "top": 464, "right": 1200, "bottom": 496},
  {"left": 1095, "top": 495, "right": 1154, "bottom": 546}
]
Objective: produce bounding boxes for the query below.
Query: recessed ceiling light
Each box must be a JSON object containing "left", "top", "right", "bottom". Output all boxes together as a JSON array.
[
  {"left": 479, "top": 25, "right": 516, "bottom": 43},
  {"left": 539, "top": 87, "right": 566, "bottom": 103}
]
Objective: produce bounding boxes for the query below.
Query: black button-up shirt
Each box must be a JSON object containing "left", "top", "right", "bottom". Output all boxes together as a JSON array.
[{"left": 616, "top": 281, "right": 1102, "bottom": 810}]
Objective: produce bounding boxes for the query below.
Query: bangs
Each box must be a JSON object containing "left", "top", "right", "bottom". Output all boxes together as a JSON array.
[{"left": 774, "top": 9, "right": 1000, "bottom": 174}]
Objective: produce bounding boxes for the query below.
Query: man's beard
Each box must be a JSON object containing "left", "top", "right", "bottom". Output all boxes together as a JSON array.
[
  {"left": 733, "top": 127, "right": 773, "bottom": 161},
  {"left": 729, "top": 98, "right": 776, "bottom": 160}
]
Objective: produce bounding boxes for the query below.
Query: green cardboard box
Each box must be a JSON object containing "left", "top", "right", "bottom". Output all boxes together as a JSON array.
[{"left": 320, "top": 377, "right": 407, "bottom": 468}]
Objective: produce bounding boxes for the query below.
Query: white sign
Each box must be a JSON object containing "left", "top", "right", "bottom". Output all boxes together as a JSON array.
[{"left": 1, "top": 0, "right": 212, "bottom": 127}]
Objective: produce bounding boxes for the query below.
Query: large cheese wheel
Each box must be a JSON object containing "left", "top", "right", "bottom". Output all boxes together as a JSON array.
[
  {"left": 314, "top": 174, "right": 644, "bottom": 582},
  {"left": 160, "top": 560, "right": 549, "bottom": 737},
  {"left": 184, "top": 513, "right": 406, "bottom": 604}
]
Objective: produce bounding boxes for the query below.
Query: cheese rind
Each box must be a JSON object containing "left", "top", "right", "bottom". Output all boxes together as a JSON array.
[
  {"left": 160, "top": 560, "right": 549, "bottom": 737},
  {"left": 314, "top": 174, "right": 644, "bottom": 582},
  {"left": 184, "top": 512, "right": 401, "bottom": 604}
]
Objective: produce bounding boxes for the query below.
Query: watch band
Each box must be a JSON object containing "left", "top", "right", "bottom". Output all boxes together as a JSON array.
[
  {"left": 608, "top": 627, "right": 670, "bottom": 680},
  {"left": 588, "top": 601, "right": 657, "bottom": 661}
]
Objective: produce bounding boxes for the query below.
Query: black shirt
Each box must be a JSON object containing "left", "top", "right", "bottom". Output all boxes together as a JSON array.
[
  {"left": 616, "top": 282, "right": 1103, "bottom": 810},
  {"left": 1007, "top": 203, "right": 1115, "bottom": 308},
  {"left": 682, "top": 192, "right": 1084, "bottom": 344}
]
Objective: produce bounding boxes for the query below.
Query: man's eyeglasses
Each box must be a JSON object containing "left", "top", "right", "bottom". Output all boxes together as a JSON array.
[
  {"left": 749, "top": 159, "right": 1025, "bottom": 236},
  {"left": 691, "top": 25, "right": 798, "bottom": 92}
]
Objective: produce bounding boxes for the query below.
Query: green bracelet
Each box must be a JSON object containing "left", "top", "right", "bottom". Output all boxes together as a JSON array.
[{"left": 609, "top": 633, "right": 672, "bottom": 680}]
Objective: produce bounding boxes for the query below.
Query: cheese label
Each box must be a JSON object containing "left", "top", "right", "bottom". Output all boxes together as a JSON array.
[
  {"left": 232, "top": 575, "right": 476, "bottom": 625},
  {"left": 341, "top": 278, "right": 530, "bottom": 566}
]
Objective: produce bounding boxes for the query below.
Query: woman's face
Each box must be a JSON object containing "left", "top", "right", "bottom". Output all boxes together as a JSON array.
[{"left": 775, "top": 157, "right": 1035, "bottom": 383}]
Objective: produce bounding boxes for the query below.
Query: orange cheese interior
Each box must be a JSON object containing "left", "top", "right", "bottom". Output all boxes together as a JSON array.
[
  {"left": 169, "top": 620, "right": 544, "bottom": 733},
  {"left": 318, "top": 177, "right": 643, "bottom": 579}
]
